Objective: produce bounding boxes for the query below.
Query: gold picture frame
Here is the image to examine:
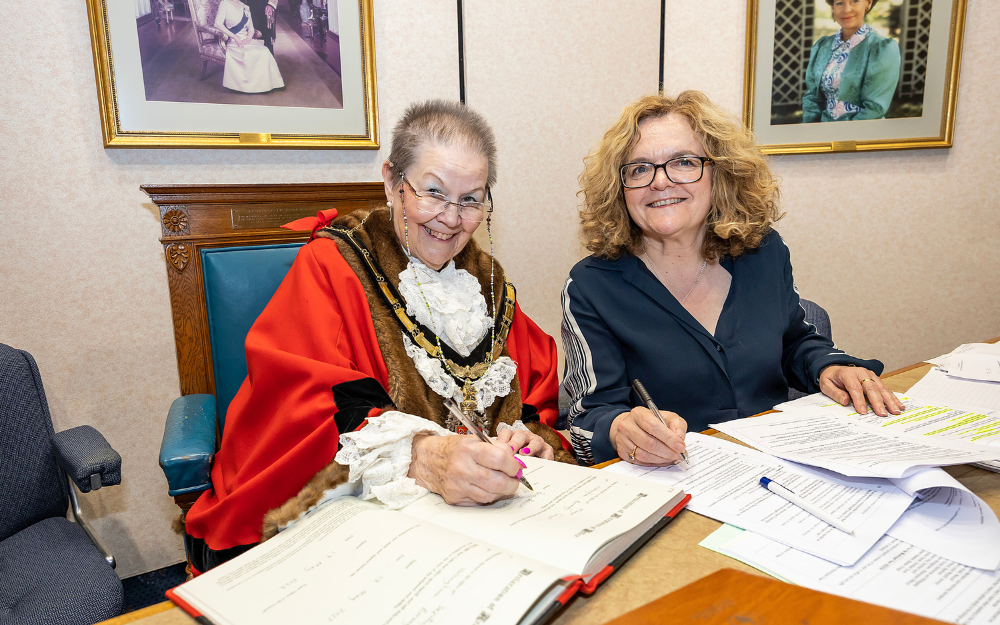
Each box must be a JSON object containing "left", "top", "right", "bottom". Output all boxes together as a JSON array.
[
  {"left": 743, "top": 0, "right": 966, "bottom": 155},
  {"left": 86, "top": 0, "right": 378, "bottom": 148}
]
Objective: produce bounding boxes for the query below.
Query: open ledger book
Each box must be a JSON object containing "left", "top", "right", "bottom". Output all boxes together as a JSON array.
[{"left": 167, "top": 456, "right": 689, "bottom": 625}]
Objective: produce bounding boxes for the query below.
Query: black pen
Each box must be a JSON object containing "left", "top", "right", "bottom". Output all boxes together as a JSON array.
[
  {"left": 444, "top": 398, "right": 534, "bottom": 491},
  {"left": 631, "top": 379, "right": 690, "bottom": 468}
]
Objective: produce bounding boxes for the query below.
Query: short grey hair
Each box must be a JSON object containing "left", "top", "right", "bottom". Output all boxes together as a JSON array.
[{"left": 387, "top": 100, "right": 498, "bottom": 189}]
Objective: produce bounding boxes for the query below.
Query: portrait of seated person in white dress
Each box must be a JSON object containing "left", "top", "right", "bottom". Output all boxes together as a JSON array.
[{"left": 214, "top": 0, "right": 284, "bottom": 94}]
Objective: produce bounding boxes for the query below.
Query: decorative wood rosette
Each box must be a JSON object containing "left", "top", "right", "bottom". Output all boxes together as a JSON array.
[{"left": 162, "top": 210, "right": 189, "bottom": 233}]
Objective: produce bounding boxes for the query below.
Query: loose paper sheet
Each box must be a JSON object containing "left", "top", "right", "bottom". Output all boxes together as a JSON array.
[
  {"left": 774, "top": 391, "right": 1000, "bottom": 474},
  {"left": 940, "top": 354, "right": 1000, "bottom": 383},
  {"left": 712, "top": 406, "right": 999, "bottom": 478},
  {"left": 928, "top": 343, "right": 1000, "bottom": 368},
  {"left": 708, "top": 528, "right": 1000, "bottom": 625},
  {"left": 697, "top": 523, "right": 792, "bottom": 583},
  {"left": 908, "top": 367, "right": 1000, "bottom": 412},
  {"left": 772, "top": 393, "right": 843, "bottom": 412},
  {"left": 602, "top": 434, "right": 914, "bottom": 566},
  {"left": 887, "top": 485, "right": 1000, "bottom": 570},
  {"left": 811, "top": 395, "right": 1000, "bottom": 449}
]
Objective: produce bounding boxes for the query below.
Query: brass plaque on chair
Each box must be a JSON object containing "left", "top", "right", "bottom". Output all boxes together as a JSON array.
[{"left": 230, "top": 206, "right": 321, "bottom": 230}]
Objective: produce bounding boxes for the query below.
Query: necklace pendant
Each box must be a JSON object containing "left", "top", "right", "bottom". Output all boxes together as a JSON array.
[{"left": 460, "top": 380, "right": 478, "bottom": 414}]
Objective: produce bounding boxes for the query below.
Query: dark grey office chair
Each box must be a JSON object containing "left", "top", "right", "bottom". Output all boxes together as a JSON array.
[
  {"left": 787, "top": 298, "right": 833, "bottom": 401},
  {"left": 0, "top": 343, "right": 124, "bottom": 625}
]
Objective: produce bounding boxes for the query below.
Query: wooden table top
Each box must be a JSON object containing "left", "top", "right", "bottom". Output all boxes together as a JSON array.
[{"left": 101, "top": 361, "right": 1000, "bottom": 625}]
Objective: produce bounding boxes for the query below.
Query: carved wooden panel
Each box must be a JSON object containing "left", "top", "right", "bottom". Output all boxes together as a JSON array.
[
  {"left": 165, "top": 243, "right": 191, "bottom": 272},
  {"left": 145, "top": 182, "right": 385, "bottom": 397}
]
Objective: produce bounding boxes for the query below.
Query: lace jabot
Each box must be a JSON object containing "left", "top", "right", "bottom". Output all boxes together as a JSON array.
[
  {"left": 397, "top": 258, "right": 517, "bottom": 414},
  {"left": 397, "top": 259, "right": 491, "bottom": 357}
]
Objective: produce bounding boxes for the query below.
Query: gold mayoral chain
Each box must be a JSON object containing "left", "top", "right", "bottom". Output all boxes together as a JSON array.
[{"left": 322, "top": 219, "right": 516, "bottom": 427}]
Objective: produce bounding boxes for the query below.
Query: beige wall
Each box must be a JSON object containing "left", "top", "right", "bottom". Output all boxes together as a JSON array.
[{"left": 1, "top": 0, "right": 996, "bottom": 577}]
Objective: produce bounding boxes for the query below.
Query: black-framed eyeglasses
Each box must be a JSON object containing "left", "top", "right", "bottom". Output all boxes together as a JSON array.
[
  {"left": 620, "top": 156, "right": 713, "bottom": 189},
  {"left": 399, "top": 174, "right": 493, "bottom": 224}
]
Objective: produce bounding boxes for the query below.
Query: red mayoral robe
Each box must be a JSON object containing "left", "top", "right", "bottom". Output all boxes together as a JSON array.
[{"left": 184, "top": 211, "right": 564, "bottom": 553}]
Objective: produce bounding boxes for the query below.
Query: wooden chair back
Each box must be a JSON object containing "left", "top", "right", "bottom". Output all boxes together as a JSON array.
[{"left": 144, "top": 183, "right": 385, "bottom": 400}]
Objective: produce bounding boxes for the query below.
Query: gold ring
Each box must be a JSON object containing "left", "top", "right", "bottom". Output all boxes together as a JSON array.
[
  {"left": 860, "top": 378, "right": 874, "bottom": 384},
  {"left": 629, "top": 444, "right": 638, "bottom": 461}
]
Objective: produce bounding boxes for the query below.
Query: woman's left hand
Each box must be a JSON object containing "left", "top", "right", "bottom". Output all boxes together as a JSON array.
[
  {"left": 495, "top": 427, "right": 555, "bottom": 460},
  {"left": 819, "top": 366, "right": 904, "bottom": 417}
]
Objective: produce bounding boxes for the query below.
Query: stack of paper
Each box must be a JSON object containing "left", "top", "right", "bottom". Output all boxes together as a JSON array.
[
  {"left": 908, "top": 345, "right": 1000, "bottom": 472},
  {"left": 702, "top": 526, "right": 1000, "bottom": 625},
  {"left": 604, "top": 434, "right": 914, "bottom": 566},
  {"left": 927, "top": 343, "right": 1000, "bottom": 384},
  {"left": 908, "top": 368, "right": 1000, "bottom": 413},
  {"left": 604, "top": 415, "right": 1000, "bottom": 623},
  {"left": 603, "top": 433, "right": 1000, "bottom": 570}
]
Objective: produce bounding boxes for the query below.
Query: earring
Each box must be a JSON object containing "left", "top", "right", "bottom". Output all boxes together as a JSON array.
[
  {"left": 486, "top": 212, "right": 496, "bottom": 346},
  {"left": 487, "top": 213, "right": 493, "bottom": 259},
  {"left": 401, "top": 204, "right": 412, "bottom": 257}
]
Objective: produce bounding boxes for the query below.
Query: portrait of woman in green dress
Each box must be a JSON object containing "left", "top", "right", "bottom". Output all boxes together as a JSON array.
[{"left": 801, "top": 0, "right": 901, "bottom": 123}]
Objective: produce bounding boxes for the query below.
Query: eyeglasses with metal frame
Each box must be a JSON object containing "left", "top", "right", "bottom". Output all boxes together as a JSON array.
[
  {"left": 619, "top": 156, "right": 714, "bottom": 189},
  {"left": 399, "top": 173, "right": 493, "bottom": 224}
]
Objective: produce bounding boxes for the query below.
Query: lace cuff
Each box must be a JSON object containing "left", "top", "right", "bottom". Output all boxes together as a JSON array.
[{"left": 334, "top": 411, "right": 451, "bottom": 509}]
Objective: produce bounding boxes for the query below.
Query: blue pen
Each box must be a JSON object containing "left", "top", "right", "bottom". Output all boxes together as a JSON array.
[{"left": 759, "top": 476, "right": 854, "bottom": 535}]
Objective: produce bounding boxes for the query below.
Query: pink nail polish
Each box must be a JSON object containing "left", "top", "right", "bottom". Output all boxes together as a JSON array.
[
  {"left": 516, "top": 469, "right": 523, "bottom": 479},
  {"left": 520, "top": 447, "right": 530, "bottom": 454},
  {"left": 510, "top": 445, "right": 516, "bottom": 451},
  {"left": 515, "top": 457, "right": 526, "bottom": 468}
]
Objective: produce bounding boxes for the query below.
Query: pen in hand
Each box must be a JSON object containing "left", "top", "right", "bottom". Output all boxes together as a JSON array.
[
  {"left": 631, "top": 379, "right": 689, "bottom": 468},
  {"left": 444, "top": 399, "right": 534, "bottom": 491},
  {"left": 759, "top": 476, "right": 854, "bottom": 535}
]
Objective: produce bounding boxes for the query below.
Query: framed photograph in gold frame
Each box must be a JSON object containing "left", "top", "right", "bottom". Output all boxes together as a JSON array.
[
  {"left": 743, "top": 0, "right": 966, "bottom": 155},
  {"left": 86, "top": 0, "right": 378, "bottom": 148}
]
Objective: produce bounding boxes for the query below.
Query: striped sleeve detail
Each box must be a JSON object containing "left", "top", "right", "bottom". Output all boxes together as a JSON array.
[{"left": 560, "top": 277, "right": 597, "bottom": 466}]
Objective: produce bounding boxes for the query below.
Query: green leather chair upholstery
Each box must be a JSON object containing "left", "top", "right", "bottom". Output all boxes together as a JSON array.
[{"left": 158, "top": 243, "right": 304, "bottom": 499}]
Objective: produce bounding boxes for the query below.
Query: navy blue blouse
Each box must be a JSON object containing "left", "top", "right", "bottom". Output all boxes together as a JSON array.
[{"left": 560, "top": 231, "right": 883, "bottom": 465}]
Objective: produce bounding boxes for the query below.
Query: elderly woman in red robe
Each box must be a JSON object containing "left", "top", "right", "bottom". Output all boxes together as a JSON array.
[{"left": 183, "top": 101, "right": 572, "bottom": 573}]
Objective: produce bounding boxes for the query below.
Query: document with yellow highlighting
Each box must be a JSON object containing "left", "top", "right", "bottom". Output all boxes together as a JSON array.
[
  {"left": 822, "top": 395, "right": 1000, "bottom": 449},
  {"left": 712, "top": 406, "right": 1000, "bottom": 478}
]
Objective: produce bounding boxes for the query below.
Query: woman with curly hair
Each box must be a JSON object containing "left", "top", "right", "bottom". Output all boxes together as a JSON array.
[{"left": 560, "top": 91, "right": 901, "bottom": 467}]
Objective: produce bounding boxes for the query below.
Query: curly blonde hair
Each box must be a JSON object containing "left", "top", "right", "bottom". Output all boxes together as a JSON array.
[{"left": 578, "top": 91, "right": 782, "bottom": 261}]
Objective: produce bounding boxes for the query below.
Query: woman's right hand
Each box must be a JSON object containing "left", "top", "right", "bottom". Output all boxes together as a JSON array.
[
  {"left": 610, "top": 407, "right": 687, "bottom": 465},
  {"left": 408, "top": 434, "right": 525, "bottom": 505}
]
